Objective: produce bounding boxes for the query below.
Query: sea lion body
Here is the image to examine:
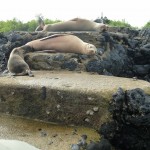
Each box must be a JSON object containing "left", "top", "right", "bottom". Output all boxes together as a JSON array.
[
  {"left": 37, "top": 18, "right": 107, "bottom": 32},
  {"left": 7, "top": 46, "right": 33, "bottom": 76},
  {"left": 26, "top": 34, "right": 97, "bottom": 55}
]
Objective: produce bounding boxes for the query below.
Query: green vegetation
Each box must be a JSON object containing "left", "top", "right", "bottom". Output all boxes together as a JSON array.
[
  {"left": 44, "top": 19, "right": 61, "bottom": 24},
  {"left": 0, "top": 18, "right": 36, "bottom": 32},
  {"left": 107, "top": 19, "right": 131, "bottom": 28},
  {"left": 0, "top": 18, "right": 61, "bottom": 32},
  {"left": 0, "top": 18, "right": 149, "bottom": 32},
  {"left": 143, "top": 21, "right": 150, "bottom": 28}
]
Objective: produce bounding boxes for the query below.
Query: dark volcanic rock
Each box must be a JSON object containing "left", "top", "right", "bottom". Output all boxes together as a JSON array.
[
  {"left": 87, "top": 138, "right": 111, "bottom": 150},
  {"left": 61, "top": 58, "right": 78, "bottom": 71},
  {"left": 0, "top": 29, "right": 150, "bottom": 81},
  {"left": 100, "top": 88, "right": 150, "bottom": 150},
  {"left": 86, "top": 59, "right": 104, "bottom": 74},
  {"left": 0, "top": 32, "right": 35, "bottom": 72},
  {"left": 133, "top": 64, "right": 150, "bottom": 76},
  {"left": 0, "top": 33, "right": 7, "bottom": 44}
]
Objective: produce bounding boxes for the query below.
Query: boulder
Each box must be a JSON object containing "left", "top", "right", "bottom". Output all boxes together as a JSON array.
[
  {"left": 100, "top": 87, "right": 150, "bottom": 150},
  {"left": 0, "top": 71, "right": 149, "bottom": 129}
]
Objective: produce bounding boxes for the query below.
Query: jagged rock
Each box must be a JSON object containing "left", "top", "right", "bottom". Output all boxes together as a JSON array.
[
  {"left": 0, "top": 33, "right": 7, "bottom": 44},
  {"left": 100, "top": 88, "right": 150, "bottom": 150},
  {"left": 140, "top": 43, "right": 150, "bottom": 56},
  {"left": 0, "top": 28, "right": 150, "bottom": 82},
  {"left": 133, "top": 64, "right": 150, "bottom": 76},
  {"left": 87, "top": 138, "right": 111, "bottom": 150}
]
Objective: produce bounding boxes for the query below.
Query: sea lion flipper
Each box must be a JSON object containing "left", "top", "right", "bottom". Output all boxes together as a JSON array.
[
  {"left": 27, "top": 70, "right": 34, "bottom": 77},
  {"left": 40, "top": 34, "right": 70, "bottom": 41},
  {"left": 35, "top": 25, "right": 43, "bottom": 31},
  {"left": 9, "top": 72, "right": 16, "bottom": 77},
  {"left": 37, "top": 16, "right": 45, "bottom": 28},
  {"left": 35, "top": 50, "right": 57, "bottom": 53}
]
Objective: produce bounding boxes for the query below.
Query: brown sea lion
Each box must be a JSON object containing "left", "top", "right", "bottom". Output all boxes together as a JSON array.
[
  {"left": 26, "top": 34, "right": 97, "bottom": 55},
  {"left": 7, "top": 45, "right": 34, "bottom": 77},
  {"left": 35, "top": 17, "right": 108, "bottom": 32}
]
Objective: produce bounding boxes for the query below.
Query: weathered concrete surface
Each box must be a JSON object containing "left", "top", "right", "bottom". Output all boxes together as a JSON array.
[
  {"left": 0, "top": 71, "right": 150, "bottom": 129},
  {"left": 0, "top": 113, "right": 99, "bottom": 150}
]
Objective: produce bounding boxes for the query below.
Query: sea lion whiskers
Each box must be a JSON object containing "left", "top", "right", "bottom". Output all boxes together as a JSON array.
[
  {"left": 84, "top": 43, "right": 97, "bottom": 55},
  {"left": 99, "top": 24, "right": 109, "bottom": 31}
]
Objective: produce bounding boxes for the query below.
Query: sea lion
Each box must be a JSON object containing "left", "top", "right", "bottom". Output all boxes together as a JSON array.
[
  {"left": 7, "top": 45, "right": 34, "bottom": 76},
  {"left": 26, "top": 34, "right": 97, "bottom": 55},
  {"left": 35, "top": 17, "right": 108, "bottom": 32}
]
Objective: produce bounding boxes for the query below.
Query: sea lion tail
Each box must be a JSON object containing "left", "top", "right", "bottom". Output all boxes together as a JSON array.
[
  {"left": 26, "top": 69, "right": 34, "bottom": 77},
  {"left": 36, "top": 15, "right": 45, "bottom": 29}
]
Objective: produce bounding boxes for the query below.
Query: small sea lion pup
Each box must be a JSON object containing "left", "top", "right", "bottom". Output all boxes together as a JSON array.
[
  {"left": 7, "top": 45, "right": 34, "bottom": 77},
  {"left": 26, "top": 34, "right": 97, "bottom": 55},
  {"left": 35, "top": 17, "right": 108, "bottom": 32}
]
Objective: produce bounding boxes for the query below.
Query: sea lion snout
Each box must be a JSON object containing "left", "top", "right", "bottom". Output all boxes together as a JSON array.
[
  {"left": 101, "top": 24, "right": 109, "bottom": 31},
  {"left": 97, "top": 24, "right": 109, "bottom": 32},
  {"left": 85, "top": 44, "right": 97, "bottom": 55}
]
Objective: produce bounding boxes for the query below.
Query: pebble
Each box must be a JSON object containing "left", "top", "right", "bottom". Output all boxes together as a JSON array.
[
  {"left": 86, "top": 110, "right": 94, "bottom": 115},
  {"left": 38, "top": 129, "right": 47, "bottom": 137},
  {"left": 52, "top": 133, "right": 58, "bottom": 137},
  {"left": 132, "top": 76, "right": 138, "bottom": 81},
  {"left": 87, "top": 97, "right": 94, "bottom": 101},
  {"left": 56, "top": 104, "right": 61, "bottom": 109},
  {"left": 71, "top": 144, "right": 80, "bottom": 150},
  {"left": 85, "top": 118, "right": 90, "bottom": 123},
  {"left": 93, "top": 107, "right": 99, "bottom": 112},
  {"left": 48, "top": 141, "right": 53, "bottom": 145}
]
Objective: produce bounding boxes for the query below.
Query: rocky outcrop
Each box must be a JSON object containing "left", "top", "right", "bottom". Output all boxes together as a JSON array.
[
  {"left": 100, "top": 87, "right": 150, "bottom": 150},
  {"left": 0, "top": 71, "right": 150, "bottom": 129},
  {"left": 0, "top": 28, "right": 149, "bottom": 81},
  {"left": 0, "top": 28, "right": 150, "bottom": 150}
]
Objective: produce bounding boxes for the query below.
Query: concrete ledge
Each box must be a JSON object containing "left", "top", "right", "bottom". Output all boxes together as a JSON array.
[{"left": 0, "top": 71, "right": 150, "bottom": 129}]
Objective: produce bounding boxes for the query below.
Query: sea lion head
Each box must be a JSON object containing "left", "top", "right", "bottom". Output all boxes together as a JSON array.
[
  {"left": 85, "top": 43, "right": 97, "bottom": 55},
  {"left": 96, "top": 23, "right": 109, "bottom": 32}
]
